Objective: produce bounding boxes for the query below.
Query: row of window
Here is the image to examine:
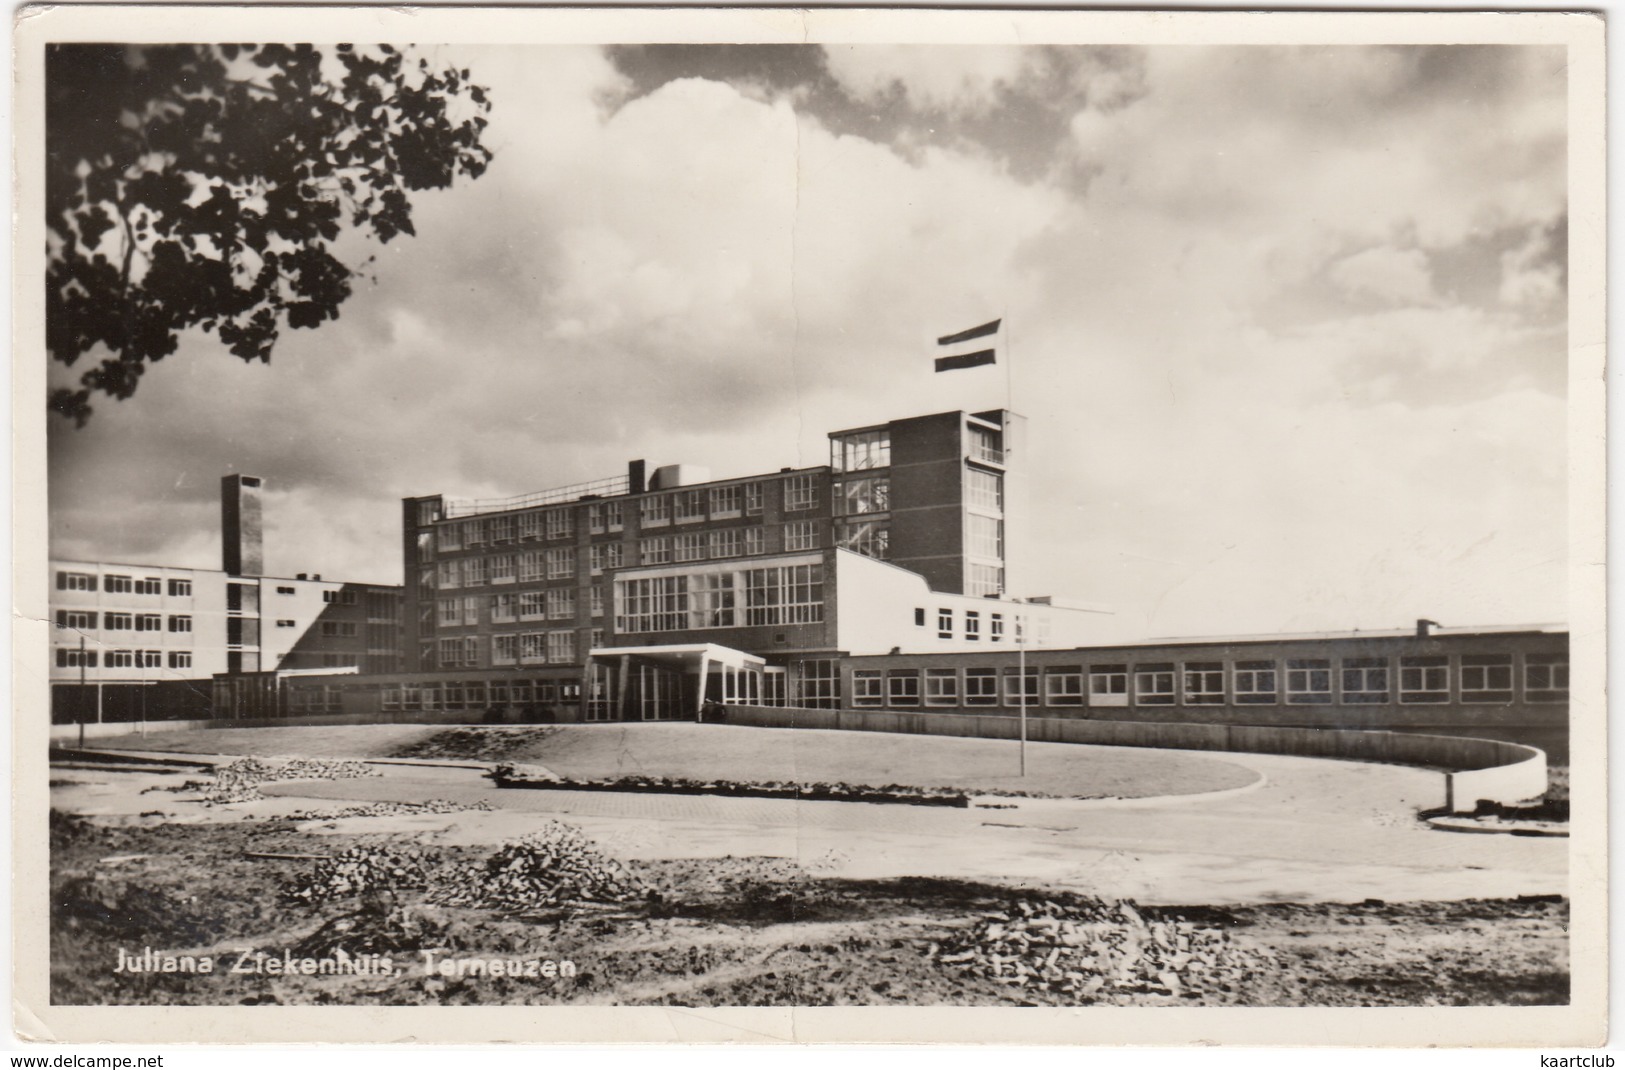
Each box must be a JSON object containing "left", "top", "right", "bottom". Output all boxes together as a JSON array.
[
  {"left": 56, "top": 572, "right": 192, "bottom": 597},
  {"left": 434, "top": 475, "right": 822, "bottom": 552},
  {"left": 439, "top": 587, "right": 608, "bottom": 627},
  {"left": 55, "top": 610, "right": 191, "bottom": 633},
  {"left": 615, "top": 564, "right": 825, "bottom": 635},
  {"left": 55, "top": 648, "right": 192, "bottom": 670},
  {"left": 851, "top": 653, "right": 1569, "bottom": 709},
  {"left": 375, "top": 678, "right": 582, "bottom": 712},
  {"left": 430, "top": 525, "right": 832, "bottom": 590},
  {"left": 438, "top": 630, "right": 593, "bottom": 668}
]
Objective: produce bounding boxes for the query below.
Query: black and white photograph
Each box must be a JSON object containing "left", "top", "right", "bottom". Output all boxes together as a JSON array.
[{"left": 11, "top": 6, "right": 1606, "bottom": 1048}]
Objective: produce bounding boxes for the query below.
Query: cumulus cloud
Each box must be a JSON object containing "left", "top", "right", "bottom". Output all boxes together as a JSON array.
[{"left": 48, "top": 42, "right": 1570, "bottom": 638}]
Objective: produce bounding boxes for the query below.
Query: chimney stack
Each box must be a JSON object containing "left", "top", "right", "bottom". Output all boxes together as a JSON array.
[
  {"left": 1416, "top": 618, "right": 1440, "bottom": 638},
  {"left": 222, "top": 474, "right": 264, "bottom": 577}
]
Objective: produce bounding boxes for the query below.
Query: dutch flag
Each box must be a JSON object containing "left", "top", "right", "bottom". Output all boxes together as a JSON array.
[{"left": 934, "top": 319, "right": 1001, "bottom": 373}]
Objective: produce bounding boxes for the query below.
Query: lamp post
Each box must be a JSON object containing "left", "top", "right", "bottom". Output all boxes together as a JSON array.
[
  {"left": 1017, "top": 612, "right": 1027, "bottom": 777},
  {"left": 77, "top": 632, "right": 87, "bottom": 749}
]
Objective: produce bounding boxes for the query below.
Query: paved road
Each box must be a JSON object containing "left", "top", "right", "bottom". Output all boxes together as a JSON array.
[{"left": 243, "top": 751, "right": 1565, "bottom": 906}]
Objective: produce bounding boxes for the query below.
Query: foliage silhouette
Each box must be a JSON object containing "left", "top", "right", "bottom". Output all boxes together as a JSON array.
[{"left": 47, "top": 44, "right": 493, "bottom": 424}]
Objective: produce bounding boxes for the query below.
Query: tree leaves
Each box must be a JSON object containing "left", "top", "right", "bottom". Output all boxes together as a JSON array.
[{"left": 46, "top": 43, "right": 494, "bottom": 425}]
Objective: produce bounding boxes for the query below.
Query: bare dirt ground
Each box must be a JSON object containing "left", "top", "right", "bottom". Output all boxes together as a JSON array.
[
  {"left": 49, "top": 725, "right": 1568, "bottom": 1009},
  {"left": 48, "top": 809, "right": 1567, "bottom": 1008}
]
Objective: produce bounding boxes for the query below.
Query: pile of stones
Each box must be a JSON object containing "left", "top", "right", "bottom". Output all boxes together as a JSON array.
[
  {"left": 282, "top": 843, "right": 434, "bottom": 905},
  {"left": 282, "top": 799, "right": 493, "bottom": 821},
  {"left": 200, "top": 756, "right": 379, "bottom": 805},
  {"left": 428, "top": 821, "right": 648, "bottom": 913},
  {"left": 927, "top": 897, "right": 1277, "bottom": 1000}
]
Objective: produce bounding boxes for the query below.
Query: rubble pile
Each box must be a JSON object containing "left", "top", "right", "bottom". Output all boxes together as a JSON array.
[
  {"left": 428, "top": 821, "right": 647, "bottom": 912},
  {"left": 927, "top": 898, "right": 1276, "bottom": 1000},
  {"left": 199, "top": 756, "right": 380, "bottom": 806},
  {"left": 282, "top": 799, "right": 493, "bottom": 821},
  {"left": 282, "top": 843, "right": 435, "bottom": 905},
  {"left": 491, "top": 765, "right": 970, "bottom": 807}
]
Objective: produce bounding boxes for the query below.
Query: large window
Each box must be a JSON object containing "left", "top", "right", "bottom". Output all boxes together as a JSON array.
[
  {"left": 744, "top": 528, "right": 766, "bottom": 556},
  {"left": 437, "top": 560, "right": 461, "bottom": 589},
  {"left": 1525, "top": 653, "right": 1568, "bottom": 702},
  {"left": 168, "top": 651, "right": 192, "bottom": 670},
  {"left": 438, "top": 525, "right": 463, "bottom": 552},
  {"left": 135, "top": 577, "right": 163, "bottom": 596},
  {"left": 967, "top": 515, "right": 1003, "bottom": 560},
  {"left": 675, "top": 533, "right": 707, "bottom": 562},
  {"left": 462, "top": 556, "right": 488, "bottom": 586},
  {"left": 519, "top": 591, "right": 546, "bottom": 620},
  {"left": 1135, "top": 665, "right": 1176, "bottom": 705},
  {"left": 545, "top": 510, "right": 574, "bottom": 540},
  {"left": 783, "top": 474, "right": 818, "bottom": 511},
  {"left": 491, "top": 593, "right": 517, "bottom": 623},
  {"left": 1044, "top": 667, "right": 1085, "bottom": 707},
  {"left": 831, "top": 429, "right": 890, "bottom": 472},
  {"left": 784, "top": 521, "right": 820, "bottom": 551},
  {"left": 1003, "top": 667, "right": 1039, "bottom": 705},
  {"left": 488, "top": 515, "right": 516, "bottom": 543},
  {"left": 104, "top": 574, "right": 133, "bottom": 594},
  {"left": 167, "top": 578, "right": 192, "bottom": 597},
  {"left": 56, "top": 610, "right": 96, "bottom": 630},
  {"left": 1089, "top": 666, "right": 1129, "bottom": 706},
  {"left": 925, "top": 667, "right": 960, "bottom": 706},
  {"left": 520, "top": 632, "right": 546, "bottom": 664},
  {"left": 1399, "top": 656, "right": 1450, "bottom": 704},
  {"left": 641, "top": 536, "right": 672, "bottom": 564},
  {"left": 1340, "top": 658, "right": 1390, "bottom": 703},
  {"left": 519, "top": 511, "right": 544, "bottom": 540},
  {"left": 463, "top": 520, "right": 486, "bottom": 547},
  {"left": 588, "top": 501, "right": 623, "bottom": 534},
  {"left": 674, "top": 490, "right": 706, "bottom": 524},
  {"left": 546, "top": 631, "right": 575, "bottom": 664},
  {"left": 1286, "top": 658, "right": 1333, "bottom": 705},
  {"left": 709, "top": 484, "right": 743, "bottom": 518},
  {"left": 743, "top": 563, "right": 823, "bottom": 625},
  {"left": 937, "top": 609, "right": 954, "bottom": 639},
  {"left": 967, "top": 468, "right": 1003, "bottom": 513},
  {"left": 491, "top": 633, "right": 518, "bottom": 664},
  {"left": 1233, "top": 660, "right": 1277, "bottom": 704},
  {"left": 968, "top": 563, "right": 1004, "bottom": 597},
  {"left": 640, "top": 495, "right": 671, "bottom": 528},
  {"left": 964, "top": 611, "right": 980, "bottom": 641},
  {"left": 836, "top": 520, "right": 888, "bottom": 560},
  {"left": 167, "top": 615, "right": 192, "bottom": 633},
  {"left": 135, "top": 613, "right": 163, "bottom": 632},
  {"left": 709, "top": 529, "right": 742, "bottom": 559},
  {"left": 690, "top": 573, "right": 734, "bottom": 627},
  {"left": 489, "top": 554, "right": 515, "bottom": 584},
  {"left": 57, "top": 571, "right": 97, "bottom": 591},
  {"left": 1183, "top": 662, "right": 1225, "bottom": 704},
  {"left": 964, "top": 668, "right": 999, "bottom": 706},
  {"left": 1460, "top": 654, "right": 1514, "bottom": 703},
  {"left": 795, "top": 659, "right": 840, "bottom": 708},
  {"left": 104, "top": 612, "right": 133, "bottom": 630},
  {"left": 616, "top": 575, "right": 687, "bottom": 634},
  {"left": 968, "top": 425, "right": 1002, "bottom": 464},
  {"left": 57, "top": 648, "right": 97, "bottom": 668},
  {"left": 853, "top": 671, "right": 884, "bottom": 707},
  {"left": 887, "top": 670, "right": 921, "bottom": 707},
  {"left": 545, "top": 548, "right": 575, "bottom": 580},
  {"left": 515, "top": 552, "right": 541, "bottom": 582},
  {"left": 837, "top": 477, "right": 889, "bottom": 516},
  {"left": 744, "top": 483, "right": 764, "bottom": 516},
  {"left": 545, "top": 588, "right": 576, "bottom": 620}
]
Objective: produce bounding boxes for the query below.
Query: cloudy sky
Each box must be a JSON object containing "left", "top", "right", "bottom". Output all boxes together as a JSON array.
[{"left": 47, "top": 41, "right": 1570, "bottom": 642}]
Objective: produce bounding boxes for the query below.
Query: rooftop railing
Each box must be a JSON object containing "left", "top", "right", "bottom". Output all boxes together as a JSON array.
[{"left": 442, "top": 474, "right": 631, "bottom": 519}]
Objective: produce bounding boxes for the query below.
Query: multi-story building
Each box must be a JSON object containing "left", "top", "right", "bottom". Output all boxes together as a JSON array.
[
  {"left": 50, "top": 475, "right": 403, "bottom": 724},
  {"left": 390, "top": 408, "right": 1104, "bottom": 719}
]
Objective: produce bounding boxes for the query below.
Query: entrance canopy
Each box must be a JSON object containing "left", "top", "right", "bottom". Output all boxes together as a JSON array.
[
  {"left": 584, "top": 644, "right": 767, "bottom": 721},
  {"left": 587, "top": 643, "right": 764, "bottom": 672}
]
